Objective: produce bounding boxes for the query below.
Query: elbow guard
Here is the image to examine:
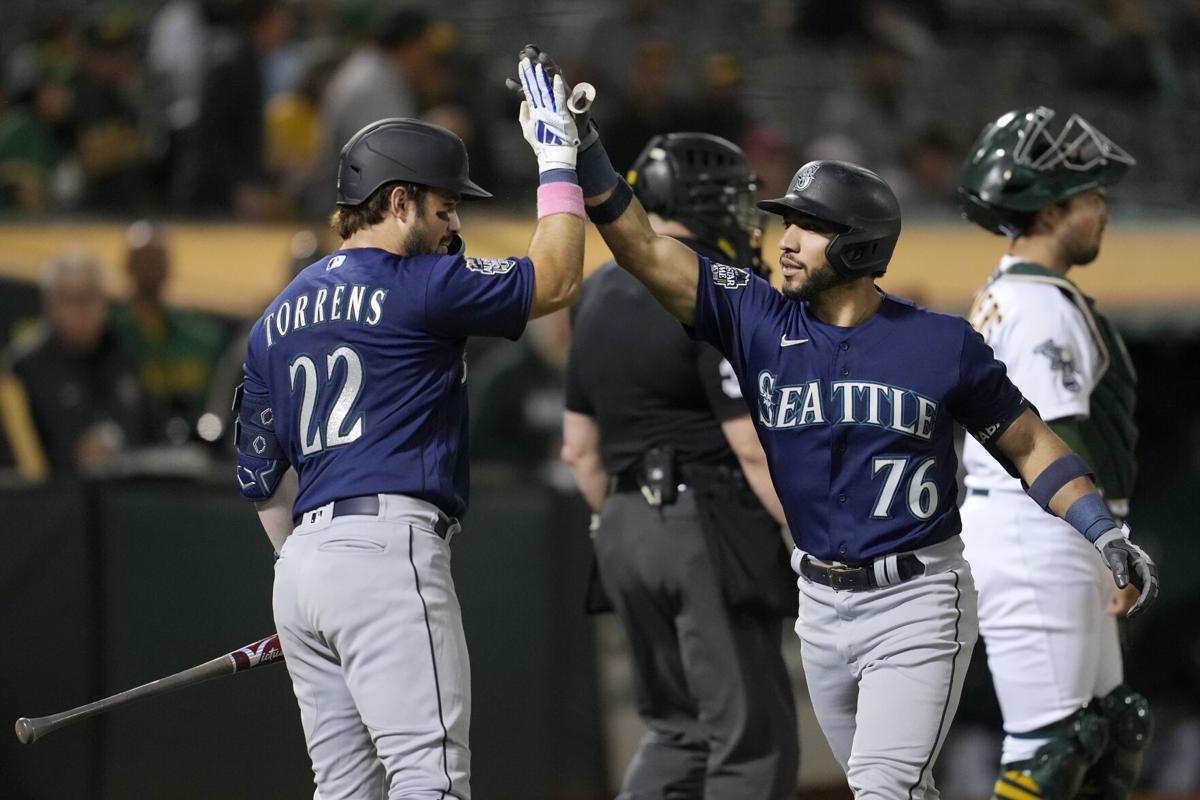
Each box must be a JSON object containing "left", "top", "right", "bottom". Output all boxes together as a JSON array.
[{"left": 232, "top": 382, "right": 287, "bottom": 501}]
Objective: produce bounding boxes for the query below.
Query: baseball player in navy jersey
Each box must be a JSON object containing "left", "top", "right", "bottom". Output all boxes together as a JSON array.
[
  {"left": 957, "top": 107, "right": 1151, "bottom": 800},
  {"left": 513, "top": 49, "right": 1159, "bottom": 798},
  {"left": 232, "top": 56, "right": 586, "bottom": 799}
]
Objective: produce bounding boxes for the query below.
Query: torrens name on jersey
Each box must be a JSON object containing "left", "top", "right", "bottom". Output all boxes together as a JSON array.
[
  {"left": 757, "top": 371, "right": 939, "bottom": 440},
  {"left": 264, "top": 283, "right": 389, "bottom": 347}
]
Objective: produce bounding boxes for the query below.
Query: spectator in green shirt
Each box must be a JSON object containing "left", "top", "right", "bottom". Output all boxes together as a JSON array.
[{"left": 110, "top": 221, "right": 226, "bottom": 442}]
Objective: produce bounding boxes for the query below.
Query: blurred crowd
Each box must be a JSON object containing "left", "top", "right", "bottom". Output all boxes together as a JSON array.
[
  {"left": 1, "top": 0, "right": 1199, "bottom": 220},
  {"left": 0, "top": 221, "right": 569, "bottom": 484}
]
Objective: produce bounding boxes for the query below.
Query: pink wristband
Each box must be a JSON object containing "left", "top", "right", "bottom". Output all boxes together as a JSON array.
[{"left": 537, "top": 182, "right": 586, "bottom": 220}]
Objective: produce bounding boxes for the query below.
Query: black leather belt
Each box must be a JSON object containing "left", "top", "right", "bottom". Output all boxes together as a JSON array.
[
  {"left": 297, "top": 495, "right": 455, "bottom": 539},
  {"left": 608, "top": 461, "right": 740, "bottom": 494},
  {"left": 800, "top": 553, "right": 925, "bottom": 591}
]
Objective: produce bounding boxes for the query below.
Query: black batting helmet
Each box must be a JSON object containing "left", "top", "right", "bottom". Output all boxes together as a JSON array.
[
  {"left": 758, "top": 160, "right": 901, "bottom": 278},
  {"left": 335, "top": 117, "right": 491, "bottom": 206},
  {"left": 628, "top": 132, "right": 766, "bottom": 275}
]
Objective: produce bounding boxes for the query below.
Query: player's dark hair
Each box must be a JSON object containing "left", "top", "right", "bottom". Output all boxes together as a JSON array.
[{"left": 329, "top": 181, "right": 429, "bottom": 240}]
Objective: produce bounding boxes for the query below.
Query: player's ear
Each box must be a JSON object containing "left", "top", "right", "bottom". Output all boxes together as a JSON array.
[
  {"left": 1030, "top": 202, "right": 1065, "bottom": 235},
  {"left": 389, "top": 185, "right": 409, "bottom": 220}
]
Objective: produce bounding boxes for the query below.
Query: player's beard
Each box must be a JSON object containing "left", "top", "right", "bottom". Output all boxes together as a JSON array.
[
  {"left": 1065, "top": 232, "right": 1102, "bottom": 267},
  {"left": 403, "top": 225, "right": 443, "bottom": 257},
  {"left": 782, "top": 261, "right": 852, "bottom": 303}
]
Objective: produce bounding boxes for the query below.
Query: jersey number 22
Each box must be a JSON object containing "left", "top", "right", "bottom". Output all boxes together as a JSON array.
[{"left": 289, "top": 347, "right": 365, "bottom": 456}]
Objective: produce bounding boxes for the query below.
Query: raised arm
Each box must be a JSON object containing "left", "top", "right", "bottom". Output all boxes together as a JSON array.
[
  {"left": 514, "top": 55, "right": 586, "bottom": 320},
  {"left": 994, "top": 407, "right": 1158, "bottom": 616},
  {"left": 510, "top": 46, "right": 699, "bottom": 324},
  {"left": 583, "top": 180, "right": 700, "bottom": 323}
]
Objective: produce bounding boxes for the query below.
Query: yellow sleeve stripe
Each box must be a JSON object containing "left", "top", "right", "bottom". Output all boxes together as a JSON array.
[{"left": 0, "top": 373, "right": 50, "bottom": 481}]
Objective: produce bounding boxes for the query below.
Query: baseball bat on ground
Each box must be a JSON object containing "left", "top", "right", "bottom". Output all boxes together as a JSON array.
[{"left": 14, "top": 633, "right": 285, "bottom": 745}]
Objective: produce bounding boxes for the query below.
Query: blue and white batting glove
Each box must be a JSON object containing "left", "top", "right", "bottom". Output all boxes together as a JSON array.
[{"left": 518, "top": 57, "right": 579, "bottom": 172}]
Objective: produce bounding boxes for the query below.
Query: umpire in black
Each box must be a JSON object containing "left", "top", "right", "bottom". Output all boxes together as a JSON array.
[{"left": 562, "top": 133, "right": 799, "bottom": 799}]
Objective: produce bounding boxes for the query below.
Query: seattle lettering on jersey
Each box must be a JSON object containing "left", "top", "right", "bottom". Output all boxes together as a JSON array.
[
  {"left": 264, "top": 283, "right": 389, "bottom": 347},
  {"left": 757, "top": 372, "right": 939, "bottom": 441}
]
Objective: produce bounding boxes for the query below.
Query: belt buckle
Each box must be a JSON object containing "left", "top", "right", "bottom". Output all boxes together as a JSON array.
[{"left": 827, "top": 564, "right": 856, "bottom": 591}]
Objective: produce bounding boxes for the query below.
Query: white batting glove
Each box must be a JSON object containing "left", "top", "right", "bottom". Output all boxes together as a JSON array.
[{"left": 518, "top": 57, "right": 579, "bottom": 172}]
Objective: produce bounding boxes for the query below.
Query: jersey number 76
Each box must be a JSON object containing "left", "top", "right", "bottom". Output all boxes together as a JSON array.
[
  {"left": 289, "top": 347, "right": 366, "bottom": 456},
  {"left": 871, "top": 457, "right": 938, "bottom": 520}
]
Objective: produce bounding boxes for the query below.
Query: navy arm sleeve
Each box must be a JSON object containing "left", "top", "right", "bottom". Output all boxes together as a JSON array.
[
  {"left": 424, "top": 255, "right": 536, "bottom": 340},
  {"left": 234, "top": 337, "right": 290, "bottom": 501}
]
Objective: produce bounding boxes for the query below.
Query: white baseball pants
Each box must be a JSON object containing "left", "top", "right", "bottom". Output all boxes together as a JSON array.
[{"left": 960, "top": 488, "right": 1123, "bottom": 764}]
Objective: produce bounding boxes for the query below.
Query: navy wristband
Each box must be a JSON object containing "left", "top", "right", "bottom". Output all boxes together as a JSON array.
[
  {"left": 576, "top": 131, "right": 620, "bottom": 198},
  {"left": 1027, "top": 453, "right": 1092, "bottom": 510},
  {"left": 1064, "top": 493, "right": 1116, "bottom": 543},
  {"left": 539, "top": 168, "right": 578, "bottom": 185},
  {"left": 586, "top": 179, "right": 634, "bottom": 225}
]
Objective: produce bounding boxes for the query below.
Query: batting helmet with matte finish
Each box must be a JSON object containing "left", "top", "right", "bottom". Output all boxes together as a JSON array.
[
  {"left": 628, "top": 132, "right": 766, "bottom": 273},
  {"left": 335, "top": 117, "right": 491, "bottom": 206},
  {"left": 957, "top": 106, "right": 1134, "bottom": 237},
  {"left": 758, "top": 160, "right": 901, "bottom": 278}
]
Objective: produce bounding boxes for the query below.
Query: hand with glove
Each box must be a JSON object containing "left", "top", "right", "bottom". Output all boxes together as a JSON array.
[
  {"left": 507, "top": 44, "right": 627, "bottom": 219},
  {"left": 517, "top": 55, "right": 579, "bottom": 173},
  {"left": 1093, "top": 525, "right": 1159, "bottom": 618},
  {"left": 508, "top": 45, "right": 596, "bottom": 146}
]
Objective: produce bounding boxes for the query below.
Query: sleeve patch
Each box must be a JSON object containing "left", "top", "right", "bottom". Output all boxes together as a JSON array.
[
  {"left": 1033, "top": 339, "right": 1082, "bottom": 392},
  {"left": 710, "top": 262, "right": 750, "bottom": 290},
  {"left": 465, "top": 257, "right": 516, "bottom": 275}
]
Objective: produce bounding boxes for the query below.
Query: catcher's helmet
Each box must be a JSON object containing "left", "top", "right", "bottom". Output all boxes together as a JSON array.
[
  {"left": 957, "top": 107, "right": 1134, "bottom": 237},
  {"left": 758, "top": 160, "right": 901, "bottom": 278},
  {"left": 335, "top": 117, "right": 491, "bottom": 206},
  {"left": 628, "top": 133, "right": 766, "bottom": 274}
]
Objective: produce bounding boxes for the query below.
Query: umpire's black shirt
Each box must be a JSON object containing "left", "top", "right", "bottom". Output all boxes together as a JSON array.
[{"left": 566, "top": 240, "right": 749, "bottom": 474}]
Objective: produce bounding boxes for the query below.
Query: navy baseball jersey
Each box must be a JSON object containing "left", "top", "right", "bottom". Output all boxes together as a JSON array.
[
  {"left": 239, "top": 247, "right": 534, "bottom": 518},
  {"left": 690, "top": 255, "right": 1027, "bottom": 563}
]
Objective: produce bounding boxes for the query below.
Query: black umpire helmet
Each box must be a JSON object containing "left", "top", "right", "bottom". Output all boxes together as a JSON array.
[
  {"left": 335, "top": 117, "right": 491, "bottom": 206},
  {"left": 758, "top": 160, "right": 901, "bottom": 278},
  {"left": 628, "top": 132, "right": 767, "bottom": 275}
]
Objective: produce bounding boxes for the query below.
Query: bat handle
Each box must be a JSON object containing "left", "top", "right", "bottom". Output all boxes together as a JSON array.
[{"left": 568, "top": 82, "right": 596, "bottom": 116}]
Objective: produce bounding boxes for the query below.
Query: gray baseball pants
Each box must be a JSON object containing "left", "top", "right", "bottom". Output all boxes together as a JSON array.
[
  {"left": 273, "top": 494, "right": 470, "bottom": 800},
  {"left": 793, "top": 535, "right": 978, "bottom": 799},
  {"left": 596, "top": 490, "right": 800, "bottom": 800}
]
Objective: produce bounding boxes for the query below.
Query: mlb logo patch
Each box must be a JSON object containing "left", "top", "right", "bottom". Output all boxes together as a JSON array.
[
  {"left": 327, "top": 255, "right": 346, "bottom": 271},
  {"left": 465, "top": 257, "right": 516, "bottom": 275},
  {"left": 710, "top": 262, "right": 750, "bottom": 290}
]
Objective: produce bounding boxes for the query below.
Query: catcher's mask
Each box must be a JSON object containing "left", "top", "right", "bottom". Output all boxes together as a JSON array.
[
  {"left": 957, "top": 106, "right": 1134, "bottom": 238},
  {"left": 758, "top": 160, "right": 901, "bottom": 279},
  {"left": 336, "top": 117, "right": 491, "bottom": 206},
  {"left": 628, "top": 132, "right": 767, "bottom": 277}
]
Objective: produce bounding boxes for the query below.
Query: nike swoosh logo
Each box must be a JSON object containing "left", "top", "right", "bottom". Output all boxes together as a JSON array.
[{"left": 781, "top": 336, "right": 810, "bottom": 347}]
